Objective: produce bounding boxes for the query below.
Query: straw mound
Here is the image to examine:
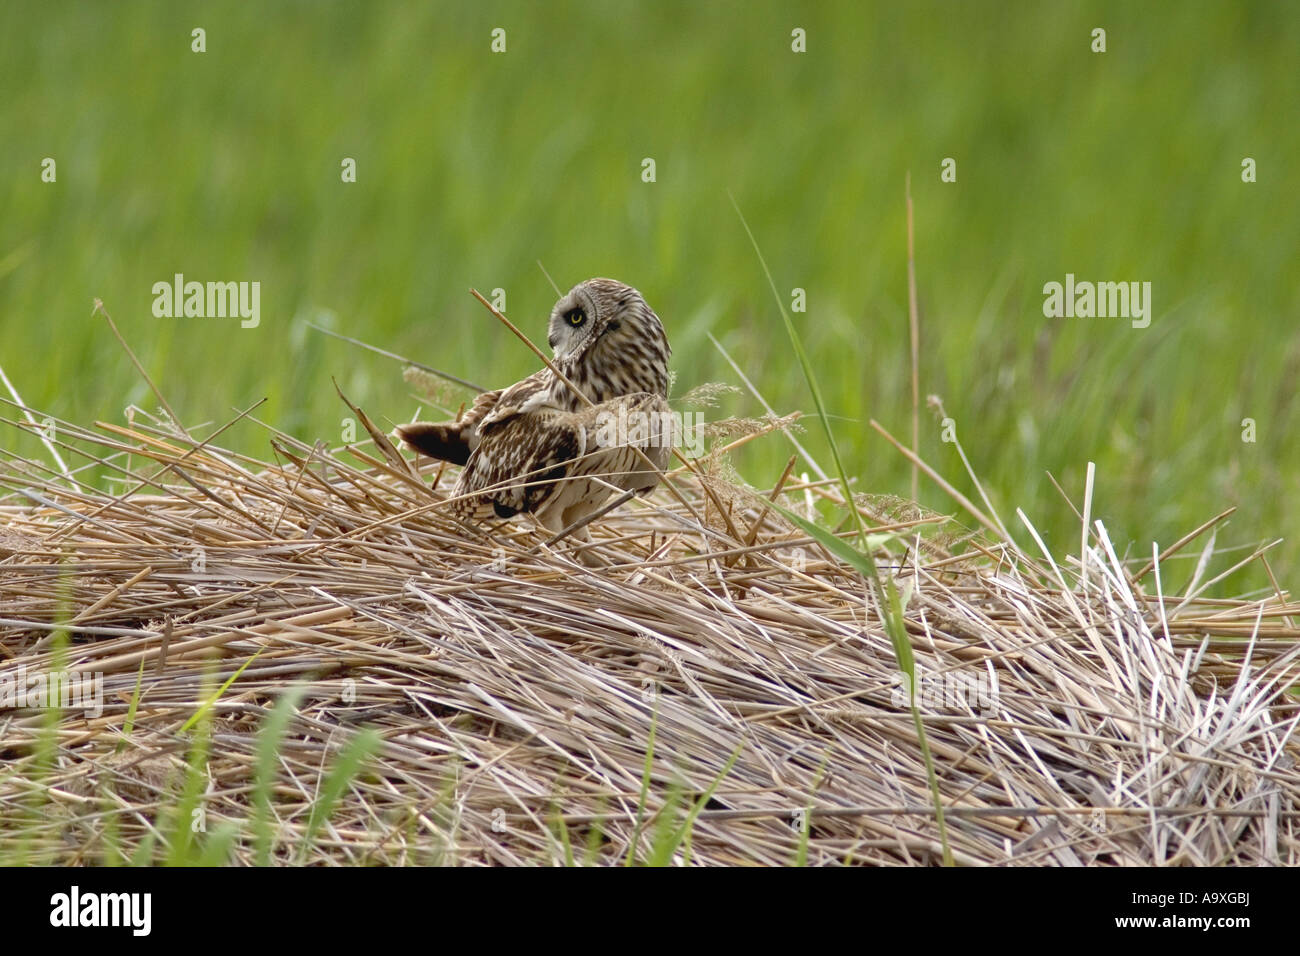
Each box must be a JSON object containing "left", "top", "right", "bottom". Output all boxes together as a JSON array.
[{"left": 1, "top": 403, "right": 1298, "bottom": 866}]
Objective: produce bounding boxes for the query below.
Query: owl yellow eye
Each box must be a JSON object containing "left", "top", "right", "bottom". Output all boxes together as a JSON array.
[{"left": 565, "top": 308, "right": 586, "bottom": 327}]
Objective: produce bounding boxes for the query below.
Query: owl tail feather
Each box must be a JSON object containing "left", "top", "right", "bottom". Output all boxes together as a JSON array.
[{"left": 395, "top": 421, "right": 471, "bottom": 466}]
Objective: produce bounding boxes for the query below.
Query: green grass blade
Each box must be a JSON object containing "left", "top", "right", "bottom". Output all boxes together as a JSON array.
[
  {"left": 624, "top": 702, "right": 659, "bottom": 866},
  {"left": 673, "top": 744, "right": 741, "bottom": 866},
  {"left": 296, "top": 728, "right": 382, "bottom": 862},
  {"left": 178, "top": 649, "right": 263, "bottom": 734},
  {"left": 252, "top": 685, "right": 308, "bottom": 866},
  {"left": 731, "top": 195, "right": 951, "bottom": 864},
  {"left": 195, "top": 821, "right": 241, "bottom": 867},
  {"left": 115, "top": 657, "right": 147, "bottom": 754}
]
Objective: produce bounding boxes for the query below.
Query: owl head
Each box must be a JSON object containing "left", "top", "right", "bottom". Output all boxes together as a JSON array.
[{"left": 545, "top": 278, "right": 670, "bottom": 368}]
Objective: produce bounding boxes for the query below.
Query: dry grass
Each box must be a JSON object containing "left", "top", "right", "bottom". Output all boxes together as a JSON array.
[{"left": 1, "top": 392, "right": 1298, "bottom": 866}]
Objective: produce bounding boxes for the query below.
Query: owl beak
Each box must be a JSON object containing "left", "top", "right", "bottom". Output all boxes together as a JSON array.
[{"left": 547, "top": 331, "right": 559, "bottom": 349}]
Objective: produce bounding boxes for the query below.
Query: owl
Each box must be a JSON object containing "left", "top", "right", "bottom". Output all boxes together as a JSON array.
[{"left": 396, "top": 278, "right": 675, "bottom": 539}]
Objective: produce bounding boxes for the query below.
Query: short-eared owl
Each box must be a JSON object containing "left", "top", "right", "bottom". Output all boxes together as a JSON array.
[{"left": 396, "top": 278, "right": 674, "bottom": 537}]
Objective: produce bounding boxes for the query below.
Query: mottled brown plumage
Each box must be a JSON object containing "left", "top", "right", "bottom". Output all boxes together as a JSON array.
[{"left": 396, "top": 278, "right": 674, "bottom": 534}]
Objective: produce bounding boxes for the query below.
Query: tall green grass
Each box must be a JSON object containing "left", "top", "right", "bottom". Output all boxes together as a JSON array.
[
  {"left": 732, "top": 192, "right": 952, "bottom": 863},
  {"left": 1, "top": 0, "right": 1294, "bottom": 870},
  {"left": 0, "top": 6, "right": 1293, "bottom": 581},
  {"left": 0, "top": 673, "right": 382, "bottom": 867}
]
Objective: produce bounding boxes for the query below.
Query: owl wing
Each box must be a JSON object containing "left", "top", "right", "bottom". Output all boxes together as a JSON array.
[
  {"left": 452, "top": 405, "right": 582, "bottom": 521},
  {"left": 476, "top": 368, "right": 555, "bottom": 430},
  {"left": 452, "top": 392, "right": 674, "bottom": 528},
  {"left": 396, "top": 369, "right": 553, "bottom": 466}
]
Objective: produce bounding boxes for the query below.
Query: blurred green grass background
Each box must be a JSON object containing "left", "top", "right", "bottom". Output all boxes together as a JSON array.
[{"left": 1, "top": 1, "right": 1296, "bottom": 592}]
